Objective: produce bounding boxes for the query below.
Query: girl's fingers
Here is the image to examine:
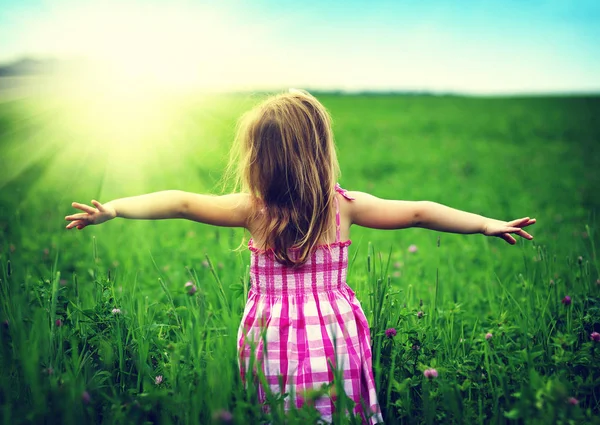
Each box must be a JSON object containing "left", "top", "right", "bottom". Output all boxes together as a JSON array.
[
  {"left": 72, "top": 202, "right": 96, "bottom": 214},
  {"left": 91, "top": 200, "right": 105, "bottom": 212},
  {"left": 516, "top": 229, "right": 533, "bottom": 239},
  {"left": 504, "top": 226, "right": 533, "bottom": 240},
  {"left": 519, "top": 218, "right": 536, "bottom": 228},
  {"left": 508, "top": 217, "right": 536, "bottom": 228},
  {"left": 66, "top": 220, "right": 82, "bottom": 229},
  {"left": 500, "top": 233, "right": 517, "bottom": 244},
  {"left": 507, "top": 217, "right": 529, "bottom": 227},
  {"left": 65, "top": 213, "right": 88, "bottom": 221}
]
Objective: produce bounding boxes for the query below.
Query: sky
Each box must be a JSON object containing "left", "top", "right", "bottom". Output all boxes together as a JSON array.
[{"left": 0, "top": 0, "right": 599, "bottom": 94}]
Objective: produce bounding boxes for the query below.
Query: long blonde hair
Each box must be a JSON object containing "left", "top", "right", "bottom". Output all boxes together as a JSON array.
[{"left": 229, "top": 89, "right": 340, "bottom": 267}]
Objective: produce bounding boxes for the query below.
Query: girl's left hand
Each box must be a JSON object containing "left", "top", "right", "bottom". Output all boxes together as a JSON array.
[
  {"left": 483, "top": 217, "right": 536, "bottom": 244},
  {"left": 65, "top": 200, "right": 116, "bottom": 230}
]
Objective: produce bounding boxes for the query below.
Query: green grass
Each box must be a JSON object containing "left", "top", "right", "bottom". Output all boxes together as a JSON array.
[{"left": 1, "top": 92, "right": 599, "bottom": 424}]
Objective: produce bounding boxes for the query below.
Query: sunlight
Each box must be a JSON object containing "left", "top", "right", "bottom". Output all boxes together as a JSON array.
[
  {"left": 17, "top": 1, "right": 254, "bottom": 173},
  {"left": 32, "top": 1, "right": 249, "bottom": 91}
]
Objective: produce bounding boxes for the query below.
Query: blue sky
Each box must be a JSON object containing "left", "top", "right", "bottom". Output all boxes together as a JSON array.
[{"left": 0, "top": 0, "right": 598, "bottom": 93}]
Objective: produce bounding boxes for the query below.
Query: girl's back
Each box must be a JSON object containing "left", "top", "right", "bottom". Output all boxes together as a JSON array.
[{"left": 239, "top": 184, "right": 382, "bottom": 423}]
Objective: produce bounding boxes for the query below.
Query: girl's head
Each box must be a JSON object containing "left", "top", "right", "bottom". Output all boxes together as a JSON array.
[{"left": 231, "top": 89, "right": 340, "bottom": 266}]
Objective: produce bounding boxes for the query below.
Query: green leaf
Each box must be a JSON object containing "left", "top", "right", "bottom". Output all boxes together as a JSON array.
[
  {"left": 504, "top": 408, "right": 520, "bottom": 419},
  {"left": 392, "top": 378, "right": 411, "bottom": 393}
]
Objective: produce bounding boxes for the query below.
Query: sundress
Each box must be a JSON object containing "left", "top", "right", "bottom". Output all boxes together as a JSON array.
[{"left": 237, "top": 184, "right": 383, "bottom": 424}]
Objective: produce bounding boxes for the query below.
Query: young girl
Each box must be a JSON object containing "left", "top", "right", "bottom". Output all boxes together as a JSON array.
[{"left": 65, "top": 89, "right": 535, "bottom": 424}]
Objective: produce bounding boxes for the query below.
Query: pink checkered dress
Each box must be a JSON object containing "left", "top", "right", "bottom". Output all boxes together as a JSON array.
[{"left": 237, "top": 185, "right": 383, "bottom": 424}]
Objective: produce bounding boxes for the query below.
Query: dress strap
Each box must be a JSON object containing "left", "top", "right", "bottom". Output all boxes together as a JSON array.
[
  {"left": 334, "top": 183, "right": 354, "bottom": 242},
  {"left": 334, "top": 183, "right": 356, "bottom": 201}
]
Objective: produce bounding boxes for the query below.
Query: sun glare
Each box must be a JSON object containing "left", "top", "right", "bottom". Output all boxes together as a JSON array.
[
  {"left": 20, "top": 1, "right": 254, "bottom": 176},
  {"left": 36, "top": 1, "right": 248, "bottom": 91}
]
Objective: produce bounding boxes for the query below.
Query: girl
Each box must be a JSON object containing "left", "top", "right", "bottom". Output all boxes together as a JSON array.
[{"left": 65, "top": 89, "right": 535, "bottom": 424}]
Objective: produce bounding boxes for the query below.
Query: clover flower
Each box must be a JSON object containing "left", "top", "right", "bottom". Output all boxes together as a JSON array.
[
  {"left": 385, "top": 328, "right": 397, "bottom": 339},
  {"left": 408, "top": 244, "right": 418, "bottom": 253},
  {"left": 590, "top": 332, "right": 600, "bottom": 342},
  {"left": 417, "top": 311, "right": 423, "bottom": 319},
  {"left": 423, "top": 368, "right": 438, "bottom": 379},
  {"left": 562, "top": 295, "right": 572, "bottom": 305},
  {"left": 185, "top": 281, "right": 197, "bottom": 295},
  {"left": 567, "top": 397, "right": 579, "bottom": 405},
  {"left": 155, "top": 375, "right": 163, "bottom": 385},
  {"left": 111, "top": 308, "right": 121, "bottom": 315},
  {"left": 485, "top": 333, "right": 493, "bottom": 340},
  {"left": 212, "top": 409, "right": 233, "bottom": 424}
]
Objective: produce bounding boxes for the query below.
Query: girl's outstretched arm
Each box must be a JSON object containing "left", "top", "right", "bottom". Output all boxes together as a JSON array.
[
  {"left": 65, "top": 191, "right": 251, "bottom": 230},
  {"left": 347, "top": 191, "right": 535, "bottom": 245}
]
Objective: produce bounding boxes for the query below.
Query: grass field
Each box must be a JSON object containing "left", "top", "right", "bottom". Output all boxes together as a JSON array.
[{"left": 1, "top": 91, "right": 599, "bottom": 424}]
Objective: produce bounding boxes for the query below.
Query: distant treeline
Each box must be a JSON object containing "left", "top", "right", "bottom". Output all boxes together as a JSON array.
[
  {"left": 0, "top": 58, "right": 55, "bottom": 76},
  {"left": 0, "top": 57, "right": 88, "bottom": 77},
  {"left": 1, "top": 58, "right": 596, "bottom": 97}
]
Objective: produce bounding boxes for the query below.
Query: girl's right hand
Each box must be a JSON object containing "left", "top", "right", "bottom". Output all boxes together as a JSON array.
[
  {"left": 483, "top": 217, "right": 536, "bottom": 244},
  {"left": 65, "top": 200, "right": 117, "bottom": 230}
]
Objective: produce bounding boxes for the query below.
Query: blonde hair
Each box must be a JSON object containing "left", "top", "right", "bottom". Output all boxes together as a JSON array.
[{"left": 228, "top": 89, "right": 340, "bottom": 267}]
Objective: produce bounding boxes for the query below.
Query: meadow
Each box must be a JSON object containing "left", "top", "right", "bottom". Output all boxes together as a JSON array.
[{"left": 0, "top": 90, "right": 599, "bottom": 424}]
